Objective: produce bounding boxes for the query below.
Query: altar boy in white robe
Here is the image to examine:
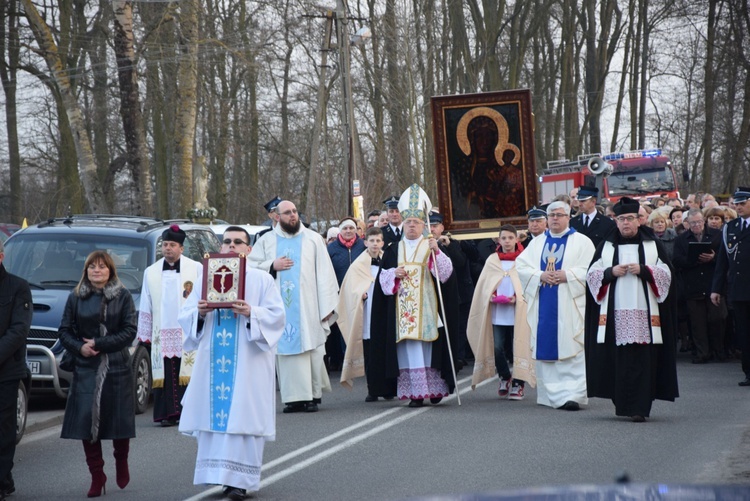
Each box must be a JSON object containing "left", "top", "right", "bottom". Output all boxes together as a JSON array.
[{"left": 179, "top": 228, "right": 285, "bottom": 500}]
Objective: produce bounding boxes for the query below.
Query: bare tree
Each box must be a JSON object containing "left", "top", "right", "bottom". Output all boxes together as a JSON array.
[
  {"left": 22, "top": 0, "right": 106, "bottom": 213},
  {"left": 113, "top": 0, "right": 154, "bottom": 216}
]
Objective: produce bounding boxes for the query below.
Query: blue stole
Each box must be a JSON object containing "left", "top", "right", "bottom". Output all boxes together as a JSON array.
[
  {"left": 276, "top": 234, "right": 303, "bottom": 354},
  {"left": 210, "top": 309, "right": 238, "bottom": 432},
  {"left": 536, "top": 229, "right": 574, "bottom": 360}
]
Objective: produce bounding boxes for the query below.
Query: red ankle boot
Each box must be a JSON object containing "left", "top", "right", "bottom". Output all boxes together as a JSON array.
[
  {"left": 82, "top": 440, "right": 107, "bottom": 497},
  {"left": 113, "top": 439, "right": 130, "bottom": 489}
]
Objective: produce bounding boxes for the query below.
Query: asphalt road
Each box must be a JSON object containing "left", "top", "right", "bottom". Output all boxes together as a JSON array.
[{"left": 14, "top": 351, "right": 750, "bottom": 500}]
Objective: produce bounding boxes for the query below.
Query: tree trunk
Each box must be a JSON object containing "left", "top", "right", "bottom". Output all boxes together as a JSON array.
[
  {"left": 0, "top": 0, "right": 22, "bottom": 221},
  {"left": 171, "top": 0, "right": 199, "bottom": 218},
  {"left": 22, "top": 0, "right": 106, "bottom": 213},
  {"left": 113, "top": 0, "right": 154, "bottom": 216},
  {"left": 384, "top": 0, "right": 411, "bottom": 186},
  {"left": 88, "top": 18, "right": 113, "bottom": 212},
  {"left": 702, "top": 0, "right": 718, "bottom": 192}
]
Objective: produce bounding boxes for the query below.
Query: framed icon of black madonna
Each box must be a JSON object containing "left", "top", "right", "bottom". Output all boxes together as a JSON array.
[{"left": 431, "top": 89, "right": 538, "bottom": 236}]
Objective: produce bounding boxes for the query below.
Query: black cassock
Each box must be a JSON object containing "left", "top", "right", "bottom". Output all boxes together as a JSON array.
[
  {"left": 367, "top": 242, "right": 459, "bottom": 398},
  {"left": 584, "top": 227, "right": 679, "bottom": 418}
]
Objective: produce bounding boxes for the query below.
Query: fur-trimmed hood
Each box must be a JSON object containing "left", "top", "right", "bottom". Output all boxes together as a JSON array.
[{"left": 76, "top": 278, "right": 125, "bottom": 300}]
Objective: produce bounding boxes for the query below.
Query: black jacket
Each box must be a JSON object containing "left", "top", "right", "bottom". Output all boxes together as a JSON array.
[
  {"left": 59, "top": 278, "right": 137, "bottom": 440},
  {"left": 382, "top": 225, "right": 402, "bottom": 247},
  {"left": 672, "top": 227, "right": 721, "bottom": 300},
  {"left": 439, "top": 239, "right": 474, "bottom": 304},
  {"left": 570, "top": 212, "right": 616, "bottom": 249},
  {"left": 712, "top": 218, "right": 750, "bottom": 302},
  {"left": 0, "top": 264, "right": 33, "bottom": 383}
]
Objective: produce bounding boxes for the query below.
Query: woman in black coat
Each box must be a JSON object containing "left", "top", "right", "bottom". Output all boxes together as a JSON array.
[{"left": 58, "top": 250, "right": 137, "bottom": 497}]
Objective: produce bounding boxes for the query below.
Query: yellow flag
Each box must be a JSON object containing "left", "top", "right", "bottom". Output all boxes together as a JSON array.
[{"left": 21, "top": 218, "right": 28, "bottom": 229}]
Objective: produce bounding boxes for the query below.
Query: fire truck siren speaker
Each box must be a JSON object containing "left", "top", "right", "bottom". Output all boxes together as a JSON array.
[{"left": 588, "top": 156, "right": 613, "bottom": 177}]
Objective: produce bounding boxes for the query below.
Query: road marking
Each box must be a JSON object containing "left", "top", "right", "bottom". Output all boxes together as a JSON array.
[{"left": 184, "top": 374, "right": 488, "bottom": 500}]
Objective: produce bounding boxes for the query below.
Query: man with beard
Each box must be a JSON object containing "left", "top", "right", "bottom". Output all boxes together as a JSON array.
[
  {"left": 248, "top": 201, "right": 339, "bottom": 413},
  {"left": 585, "top": 197, "right": 678, "bottom": 422}
]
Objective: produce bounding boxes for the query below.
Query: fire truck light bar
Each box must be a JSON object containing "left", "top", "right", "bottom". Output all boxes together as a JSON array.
[{"left": 603, "top": 148, "right": 662, "bottom": 161}]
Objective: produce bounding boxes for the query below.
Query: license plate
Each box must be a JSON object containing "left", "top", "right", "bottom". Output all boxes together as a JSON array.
[{"left": 27, "top": 361, "right": 41, "bottom": 374}]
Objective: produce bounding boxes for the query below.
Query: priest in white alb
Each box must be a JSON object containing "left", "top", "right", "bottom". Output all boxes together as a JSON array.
[
  {"left": 516, "top": 201, "right": 595, "bottom": 411},
  {"left": 138, "top": 225, "right": 202, "bottom": 426},
  {"left": 248, "top": 200, "right": 339, "bottom": 413},
  {"left": 178, "top": 228, "right": 285, "bottom": 499}
]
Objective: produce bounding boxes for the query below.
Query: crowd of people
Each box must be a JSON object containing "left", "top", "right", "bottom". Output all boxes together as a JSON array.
[{"left": 1, "top": 185, "right": 748, "bottom": 501}]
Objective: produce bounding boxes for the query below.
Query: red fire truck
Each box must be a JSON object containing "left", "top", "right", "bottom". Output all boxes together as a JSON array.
[{"left": 539, "top": 148, "right": 681, "bottom": 204}]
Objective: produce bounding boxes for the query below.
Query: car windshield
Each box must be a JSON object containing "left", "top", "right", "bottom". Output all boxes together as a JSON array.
[
  {"left": 4, "top": 234, "right": 150, "bottom": 292},
  {"left": 607, "top": 167, "right": 676, "bottom": 196}
]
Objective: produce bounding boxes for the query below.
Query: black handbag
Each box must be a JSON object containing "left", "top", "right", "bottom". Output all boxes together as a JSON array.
[
  {"left": 58, "top": 295, "right": 79, "bottom": 372},
  {"left": 59, "top": 349, "right": 76, "bottom": 372}
]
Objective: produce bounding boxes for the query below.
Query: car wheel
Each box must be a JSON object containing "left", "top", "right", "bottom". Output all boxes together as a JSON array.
[
  {"left": 133, "top": 346, "right": 152, "bottom": 414},
  {"left": 16, "top": 380, "right": 28, "bottom": 445}
]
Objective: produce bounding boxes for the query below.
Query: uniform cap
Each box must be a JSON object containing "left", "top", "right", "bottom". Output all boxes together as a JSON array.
[
  {"left": 263, "top": 196, "right": 282, "bottom": 213},
  {"left": 527, "top": 206, "right": 547, "bottom": 220},
  {"left": 733, "top": 187, "right": 750, "bottom": 203},
  {"left": 576, "top": 186, "right": 599, "bottom": 201},
  {"left": 383, "top": 196, "right": 400, "bottom": 209}
]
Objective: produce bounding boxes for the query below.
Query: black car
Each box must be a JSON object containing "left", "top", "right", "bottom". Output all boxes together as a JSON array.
[{"left": 3, "top": 215, "right": 220, "bottom": 414}]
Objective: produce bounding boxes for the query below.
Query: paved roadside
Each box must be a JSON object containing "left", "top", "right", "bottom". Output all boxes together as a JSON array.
[{"left": 25, "top": 407, "right": 64, "bottom": 434}]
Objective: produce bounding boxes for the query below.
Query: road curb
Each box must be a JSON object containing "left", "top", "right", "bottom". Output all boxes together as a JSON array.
[{"left": 25, "top": 412, "right": 64, "bottom": 435}]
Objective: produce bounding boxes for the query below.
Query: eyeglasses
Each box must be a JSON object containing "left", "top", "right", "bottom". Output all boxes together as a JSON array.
[
  {"left": 223, "top": 238, "right": 248, "bottom": 245},
  {"left": 687, "top": 220, "right": 704, "bottom": 226},
  {"left": 616, "top": 215, "right": 638, "bottom": 223},
  {"left": 279, "top": 209, "right": 298, "bottom": 216},
  {"left": 548, "top": 213, "right": 568, "bottom": 219}
]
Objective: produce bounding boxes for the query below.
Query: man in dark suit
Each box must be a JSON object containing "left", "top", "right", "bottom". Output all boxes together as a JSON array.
[
  {"left": 570, "top": 185, "right": 615, "bottom": 249},
  {"left": 673, "top": 209, "right": 724, "bottom": 363},
  {"left": 0, "top": 240, "right": 33, "bottom": 499},
  {"left": 381, "top": 196, "right": 403, "bottom": 247},
  {"left": 712, "top": 187, "right": 750, "bottom": 386},
  {"left": 430, "top": 212, "right": 474, "bottom": 367}
]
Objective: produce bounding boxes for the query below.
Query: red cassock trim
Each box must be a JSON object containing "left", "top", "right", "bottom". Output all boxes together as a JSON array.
[{"left": 597, "top": 283, "right": 609, "bottom": 302}]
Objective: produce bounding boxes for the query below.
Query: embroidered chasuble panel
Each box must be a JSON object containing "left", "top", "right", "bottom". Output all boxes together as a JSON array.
[
  {"left": 210, "top": 309, "right": 238, "bottom": 431},
  {"left": 536, "top": 233, "right": 571, "bottom": 361},
  {"left": 397, "top": 239, "right": 439, "bottom": 342},
  {"left": 276, "top": 234, "right": 303, "bottom": 354}
]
